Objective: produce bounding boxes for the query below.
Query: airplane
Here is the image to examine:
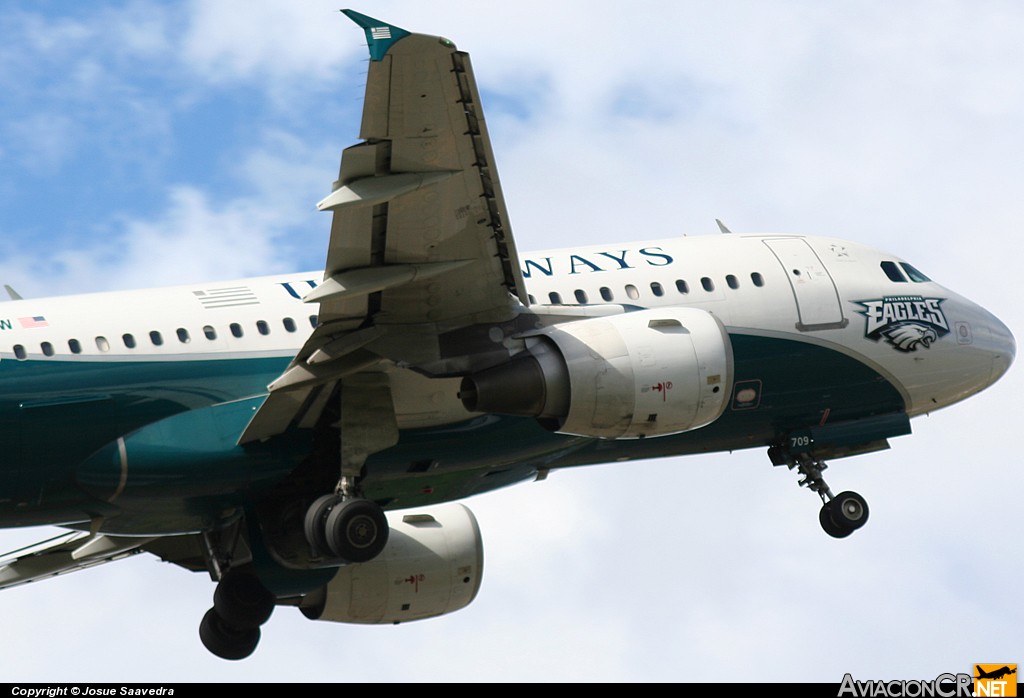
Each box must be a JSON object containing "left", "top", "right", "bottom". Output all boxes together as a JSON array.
[
  {"left": 975, "top": 666, "right": 1017, "bottom": 681},
  {"left": 0, "top": 9, "right": 1014, "bottom": 661}
]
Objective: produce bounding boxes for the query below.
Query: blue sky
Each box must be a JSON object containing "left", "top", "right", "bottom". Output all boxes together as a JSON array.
[{"left": 0, "top": 0, "right": 1022, "bottom": 683}]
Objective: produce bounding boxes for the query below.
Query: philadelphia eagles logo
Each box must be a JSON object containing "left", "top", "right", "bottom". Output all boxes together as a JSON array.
[{"left": 855, "top": 296, "right": 949, "bottom": 352}]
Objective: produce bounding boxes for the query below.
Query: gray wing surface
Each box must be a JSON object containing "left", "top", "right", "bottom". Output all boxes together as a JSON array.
[
  {"left": 240, "top": 11, "right": 527, "bottom": 444},
  {"left": 0, "top": 532, "right": 155, "bottom": 589}
]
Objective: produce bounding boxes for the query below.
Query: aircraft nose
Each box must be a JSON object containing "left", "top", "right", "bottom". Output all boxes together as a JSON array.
[{"left": 987, "top": 312, "right": 1015, "bottom": 384}]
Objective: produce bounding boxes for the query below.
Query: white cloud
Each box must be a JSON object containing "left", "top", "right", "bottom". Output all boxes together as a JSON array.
[
  {"left": 180, "top": 0, "right": 354, "bottom": 87},
  {"left": 0, "top": 123, "right": 339, "bottom": 296}
]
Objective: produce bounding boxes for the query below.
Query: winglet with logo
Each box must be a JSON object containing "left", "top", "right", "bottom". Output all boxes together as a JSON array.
[{"left": 341, "top": 9, "right": 412, "bottom": 61}]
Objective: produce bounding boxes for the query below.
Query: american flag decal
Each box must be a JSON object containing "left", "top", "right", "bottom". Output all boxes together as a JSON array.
[
  {"left": 370, "top": 26, "right": 392, "bottom": 40},
  {"left": 193, "top": 286, "right": 259, "bottom": 309},
  {"left": 18, "top": 316, "right": 49, "bottom": 329}
]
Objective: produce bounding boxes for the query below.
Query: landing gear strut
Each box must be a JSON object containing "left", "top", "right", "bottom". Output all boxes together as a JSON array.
[
  {"left": 199, "top": 569, "right": 276, "bottom": 660},
  {"left": 769, "top": 446, "right": 870, "bottom": 538},
  {"left": 300, "top": 375, "right": 397, "bottom": 563}
]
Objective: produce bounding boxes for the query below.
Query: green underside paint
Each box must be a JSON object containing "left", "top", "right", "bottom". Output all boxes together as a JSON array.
[
  {"left": 357, "top": 333, "right": 907, "bottom": 507},
  {"left": 0, "top": 334, "right": 906, "bottom": 533},
  {"left": 0, "top": 356, "right": 289, "bottom": 526}
]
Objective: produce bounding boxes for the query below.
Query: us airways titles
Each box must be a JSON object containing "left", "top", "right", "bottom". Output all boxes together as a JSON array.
[{"left": 520, "top": 247, "right": 673, "bottom": 277}]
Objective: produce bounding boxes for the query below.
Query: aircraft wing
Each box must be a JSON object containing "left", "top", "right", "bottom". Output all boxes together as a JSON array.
[
  {"left": 240, "top": 11, "right": 528, "bottom": 444},
  {"left": 0, "top": 531, "right": 155, "bottom": 590}
]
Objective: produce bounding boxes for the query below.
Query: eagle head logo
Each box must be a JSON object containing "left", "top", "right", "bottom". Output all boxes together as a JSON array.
[{"left": 881, "top": 323, "right": 939, "bottom": 352}]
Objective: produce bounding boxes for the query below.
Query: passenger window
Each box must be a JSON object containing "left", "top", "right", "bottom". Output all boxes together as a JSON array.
[
  {"left": 574, "top": 290, "right": 588, "bottom": 304},
  {"left": 548, "top": 292, "right": 562, "bottom": 304},
  {"left": 150, "top": 331, "right": 163, "bottom": 346},
  {"left": 257, "top": 320, "right": 270, "bottom": 335},
  {"left": 13, "top": 344, "right": 26, "bottom": 360},
  {"left": 676, "top": 280, "right": 689, "bottom": 294},
  {"left": 751, "top": 272, "right": 765, "bottom": 287},
  {"left": 726, "top": 275, "right": 739, "bottom": 290},
  {"left": 527, "top": 294, "right": 537, "bottom": 305},
  {"left": 282, "top": 317, "right": 297, "bottom": 333},
  {"left": 651, "top": 282, "right": 664, "bottom": 297},
  {"left": 900, "top": 263, "right": 931, "bottom": 282},
  {"left": 230, "top": 323, "right": 244, "bottom": 338},
  {"left": 625, "top": 284, "right": 639, "bottom": 300},
  {"left": 309, "top": 315, "right": 319, "bottom": 328},
  {"left": 177, "top": 328, "right": 190, "bottom": 344},
  {"left": 701, "top": 277, "right": 715, "bottom": 292},
  {"left": 600, "top": 287, "right": 614, "bottom": 301},
  {"left": 68, "top": 338, "right": 82, "bottom": 354},
  {"left": 96, "top": 336, "right": 110, "bottom": 352},
  {"left": 881, "top": 261, "right": 907, "bottom": 283},
  {"left": 41, "top": 341, "right": 54, "bottom": 357},
  {"left": 123, "top": 334, "right": 136, "bottom": 349},
  {"left": 203, "top": 325, "right": 217, "bottom": 340}
]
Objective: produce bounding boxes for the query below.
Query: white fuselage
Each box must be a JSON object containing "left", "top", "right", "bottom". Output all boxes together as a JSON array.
[{"left": 0, "top": 234, "right": 1014, "bottom": 427}]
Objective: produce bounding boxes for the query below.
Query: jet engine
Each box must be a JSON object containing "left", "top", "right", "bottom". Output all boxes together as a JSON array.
[
  {"left": 299, "top": 503, "right": 483, "bottom": 625},
  {"left": 460, "top": 307, "right": 733, "bottom": 438}
]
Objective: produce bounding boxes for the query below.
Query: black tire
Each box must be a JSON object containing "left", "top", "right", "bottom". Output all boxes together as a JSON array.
[
  {"left": 199, "top": 608, "right": 260, "bottom": 661},
  {"left": 213, "top": 571, "right": 275, "bottom": 629},
  {"left": 303, "top": 494, "right": 338, "bottom": 554},
  {"left": 325, "top": 498, "right": 389, "bottom": 563},
  {"left": 819, "top": 504, "right": 853, "bottom": 538},
  {"left": 830, "top": 491, "right": 869, "bottom": 531}
]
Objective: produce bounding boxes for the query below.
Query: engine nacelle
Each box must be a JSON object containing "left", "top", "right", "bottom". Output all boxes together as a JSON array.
[
  {"left": 460, "top": 307, "right": 733, "bottom": 438},
  {"left": 299, "top": 503, "right": 483, "bottom": 625}
]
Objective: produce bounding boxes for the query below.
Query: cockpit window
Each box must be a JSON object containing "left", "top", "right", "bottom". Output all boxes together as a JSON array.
[
  {"left": 900, "top": 263, "right": 931, "bottom": 282},
  {"left": 880, "top": 261, "right": 907, "bottom": 283}
]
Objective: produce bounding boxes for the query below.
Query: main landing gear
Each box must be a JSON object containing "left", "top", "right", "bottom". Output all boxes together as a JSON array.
[
  {"left": 299, "top": 375, "right": 395, "bottom": 563},
  {"left": 196, "top": 490, "right": 390, "bottom": 660},
  {"left": 769, "top": 446, "right": 870, "bottom": 538},
  {"left": 303, "top": 494, "right": 389, "bottom": 562},
  {"left": 199, "top": 569, "right": 276, "bottom": 660}
]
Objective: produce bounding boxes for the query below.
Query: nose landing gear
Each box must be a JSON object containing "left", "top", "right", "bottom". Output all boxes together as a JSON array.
[{"left": 769, "top": 446, "right": 870, "bottom": 538}]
